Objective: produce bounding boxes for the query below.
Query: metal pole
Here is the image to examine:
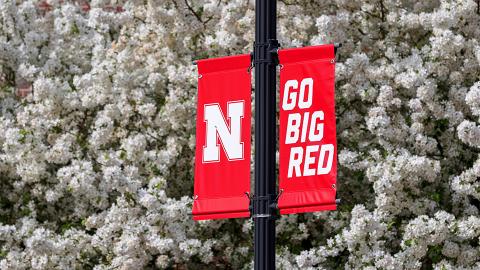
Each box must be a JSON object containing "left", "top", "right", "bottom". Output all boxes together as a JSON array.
[{"left": 253, "top": 0, "right": 278, "bottom": 269}]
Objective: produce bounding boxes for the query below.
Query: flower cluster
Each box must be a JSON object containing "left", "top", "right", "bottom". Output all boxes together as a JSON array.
[{"left": 0, "top": 0, "right": 479, "bottom": 269}]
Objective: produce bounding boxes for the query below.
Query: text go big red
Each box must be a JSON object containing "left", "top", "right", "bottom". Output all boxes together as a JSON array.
[{"left": 282, "top": 77, "right": 334, "bottom": 178}]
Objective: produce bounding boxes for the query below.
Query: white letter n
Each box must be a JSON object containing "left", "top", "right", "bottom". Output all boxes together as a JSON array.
[{"left": 203, "top": 101, "right": 244, "bottom": 163}]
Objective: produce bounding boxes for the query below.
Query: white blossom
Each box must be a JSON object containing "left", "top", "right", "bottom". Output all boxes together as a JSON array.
[{"left": 0, "top": 0, "right": 480, "bottom": 269}]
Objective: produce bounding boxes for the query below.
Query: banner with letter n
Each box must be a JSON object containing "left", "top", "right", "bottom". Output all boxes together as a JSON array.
[
  {"left": 277, "top": 44, "right": 337, "bottom": 215},
  {"left": 192, "top": 54, "right": 252, "bottom": 220}
]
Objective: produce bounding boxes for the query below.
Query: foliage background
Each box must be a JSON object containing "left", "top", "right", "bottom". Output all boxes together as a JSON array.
[{"left": 1, "top": 0, "right": 480, "bottom": 269}]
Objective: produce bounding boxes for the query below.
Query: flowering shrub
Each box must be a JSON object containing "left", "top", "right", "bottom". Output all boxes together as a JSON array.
[{"left": 1, "top": 0, "right": 479, "bottom": 269}]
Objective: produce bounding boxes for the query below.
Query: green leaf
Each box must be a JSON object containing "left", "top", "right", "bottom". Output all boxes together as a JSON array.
[
  {"left": 18, "top": 129, "right": 29, "bottom": 143},
  {"left": 405, "top": 239, "right": 415, "bottom": 247},
  {"left": 387, "top": 220, "right": 396, "bottom": 230},
  {"left": 430, "top": 192, "right": 441, "bottom": 203},
  {"left": 119, "top": 150, "right": 127, "bottom": 160},
  {"left": 427, "top": 245, "right": 443, "bottom": 264},
  {"left": 71, "top": 22, "right": 80, "bottom": 35}
]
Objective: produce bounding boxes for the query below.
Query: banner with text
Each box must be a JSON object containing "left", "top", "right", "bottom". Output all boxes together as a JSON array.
[
  {"left": 192, "top": 54, "right": 252, "bottom": 220},
  {"left": 278, "top": 44, "right": 337, "bottom": 215}
]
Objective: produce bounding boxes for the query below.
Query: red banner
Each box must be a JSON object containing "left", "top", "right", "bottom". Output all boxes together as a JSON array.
[
  {"left": 192, "top": 54, "right": 252, "bottom": 220},
  {"left": 277, "top": 44, "right": 337, "bottom": 215}
]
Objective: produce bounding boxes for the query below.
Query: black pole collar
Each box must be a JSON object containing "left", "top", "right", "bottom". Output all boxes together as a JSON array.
[{"left": 253, "top": 39, "right": 280, "bottom": 66}]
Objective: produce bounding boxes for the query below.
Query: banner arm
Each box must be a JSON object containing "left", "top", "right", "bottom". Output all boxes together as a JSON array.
[
  {"left": 194, "top": 43, "right": 339, "bottom": 65},
  {"left": 334, "top": 42, "right": 342, "bottom": 56}
]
